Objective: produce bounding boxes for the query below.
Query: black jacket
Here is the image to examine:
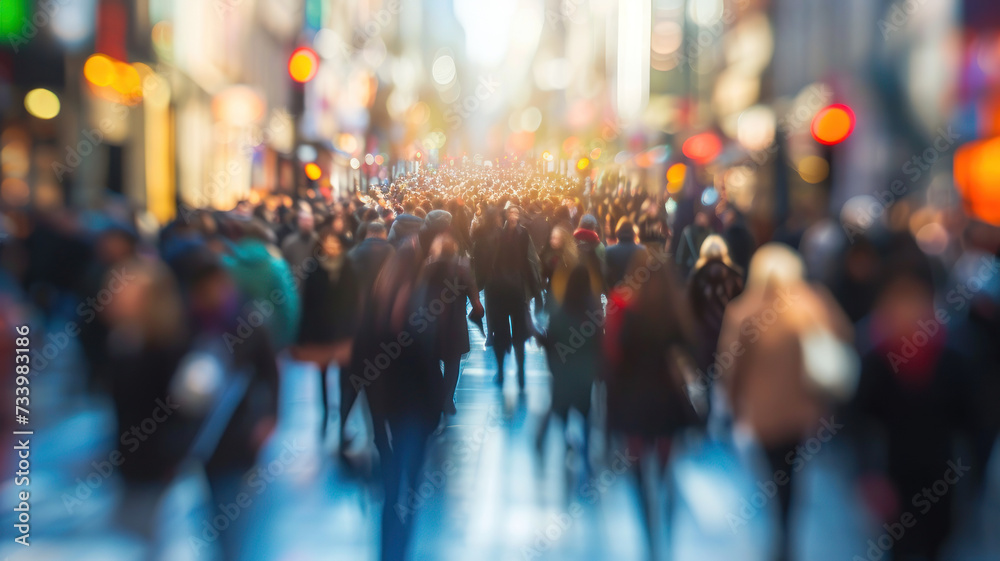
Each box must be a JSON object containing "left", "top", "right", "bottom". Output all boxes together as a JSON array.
[
  {"left": 296, "top": 256, "right": 359, "bottom": 345},
  {"left": 605, "top": 239, "right": 644, "bottom": 291},
  {"left": 348, "top": 238, "right": 394, "bottom": 300},
  {"left": 489, "top": 224, "right": 541, "bottom": 300}
]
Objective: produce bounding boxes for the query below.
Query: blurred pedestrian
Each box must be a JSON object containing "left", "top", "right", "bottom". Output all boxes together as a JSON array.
[
  {"left": 675, "top": 211, "right": 713, "bottom": 277},
  {"left": 605, "top": 219, "right": 645, "bottom": 290},
  {"left": 536, "top": 265, "right": 600, "bottom": 466},
  {"left": 348, "top": 221, "right": 394, "bottom": 306},
  {"left": 851, "top": 252, "right": 977, "bottom": 561},
  {"left": 541, "top": 224, "right": 579, "bottom": 308},
  {"left": 720, "top": 206, "right": 755, "bottom": 278},
  {"left": 687, "top": 234, "right": 744, "bottom": 414},
  {"left": 573, "top": 213, "right": 607, "bottom": 297},
  {"left": 280, "top": 207, "right": 318, "bottom": 283},
  {"left": 486, "top": 205, "right": 542, "bottom": 390},
  {"left": 220, "top": 218, "right": 300, "bottom": 351},
  {"left": 292, "top": 227, "right": 360, "bottom": 445},
  {"left": 472, "top": 206, "right": 502, "bottom": 346},
  {"left": 718, "top": 243, "right": 855, "bottom": 561},
  {"left": 417, "top": 232, "right": 483, "bottom": 415},
  {"left": 604, "top": 252, "right": 700, "bottom": 560}
]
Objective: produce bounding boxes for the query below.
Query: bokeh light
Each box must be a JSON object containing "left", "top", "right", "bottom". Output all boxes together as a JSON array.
[
  {"left": 289, "top": 47, "right": 319, "bottom": 83},
  {"left": 701, "top": 187, "right": 720, "bottom": 206},
  {"left": 667, "top": 163, "right": 688, "bottom": 184},
  {"left": 811, "top": 104, "right": 856, "bottom": 145},
  {"left": 432, "top": 55, "right": 457, "bottom": 85},
  {"left": 954, "top": 137, "right": 1000, "bottom": 225},
  {"left": 24, "top": 89, "right": 61, "bottom": 120},
  {"left": 304, "top": 162, "right": 322, "bottom": 180},
  {"left": 682, "top": 133, "right": 723, "bottom": 164},
  {"left": 84, "top": 54, "right": 116, "bottom": 87},
  {"left": 688, "top": 0, "right": 724, "bottom": 27},
  {"left": 296, "top": 145, "right": 318, "bottom": 162},
  {"left": 338, "top": 133, "right": 359, "bottom": 154},
  {"left": 737, "top": 105, "right": 777, "bottom": 151},
  {"left": 797, "top": 155, "right": 830, "bottom": 184}
]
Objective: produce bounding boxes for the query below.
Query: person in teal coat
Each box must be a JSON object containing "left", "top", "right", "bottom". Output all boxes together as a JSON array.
[{"left": 220, "top": 218, "right": 301, "bottom": 352}]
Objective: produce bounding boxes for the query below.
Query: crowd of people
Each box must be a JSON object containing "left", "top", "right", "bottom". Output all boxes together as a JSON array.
[{"left": 2, "top": 160, "right": 999, "bottom": 561}]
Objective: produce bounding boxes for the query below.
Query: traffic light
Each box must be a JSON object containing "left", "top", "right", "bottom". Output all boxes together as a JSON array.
[
  {"left": 811, "top": 104, "right": 855, "bottom": 146},
  {"left": 288, "top": 47, "right": 319, "bottom": 83}
]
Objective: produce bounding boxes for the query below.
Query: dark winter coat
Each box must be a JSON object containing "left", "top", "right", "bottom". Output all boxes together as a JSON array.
[{"left": 296, "top": 256, "right": 359, "bottom": 345}]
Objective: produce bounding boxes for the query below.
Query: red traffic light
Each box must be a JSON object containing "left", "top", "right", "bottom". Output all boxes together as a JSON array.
[
  {"left": 289, "top": 47, "right": 319, "bottom": 83},
  {"left": 811, "top": 104, "right": 856, "bottom": 146}
]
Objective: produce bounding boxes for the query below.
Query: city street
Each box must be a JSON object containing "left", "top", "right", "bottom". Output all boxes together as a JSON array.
[
  {"left": 2, "top": 311, "right": 999, "bottom": 561},
  {"left": 4, "top": 1, "right": 1000, "bottom": 560}
]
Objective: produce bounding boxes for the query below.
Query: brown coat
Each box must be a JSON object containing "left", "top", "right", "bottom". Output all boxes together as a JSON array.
[{"left": 718, "top": 281, "right": 852, "bottom": 447}]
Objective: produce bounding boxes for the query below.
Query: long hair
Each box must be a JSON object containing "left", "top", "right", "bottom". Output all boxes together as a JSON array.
[
  {"left": 693, "top": 234, "right": 741, "bottom": 275},
  {"left": 562, "top": 264, "right": 599, "bottom": 320},
  {"left": 550, "top": 225, "right": 579, "bottom": 268}
]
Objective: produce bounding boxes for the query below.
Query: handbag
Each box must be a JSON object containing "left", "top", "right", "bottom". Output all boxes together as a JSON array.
[{"left": 800, "top": 324, "right": 860, "bottom": 402}]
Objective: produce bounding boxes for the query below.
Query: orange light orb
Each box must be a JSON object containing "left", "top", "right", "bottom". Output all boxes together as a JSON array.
[
  {"left": 811, "top": 104, "right": 856, "bottom": 146},
  {"left": 288, "top": 47, "right": 319, "bottom": 83},
  {"left": 666, "top": 163, "right": 687, "bottom": 184},
  {"left": 84, "top": 54, "right": 115, "bottom": 87},
  {"left": 954, "top": 137, "right": 1000, "bottom": 225},
  {"left": 304, "top": 162, "right": 321, "bottom": 180}
]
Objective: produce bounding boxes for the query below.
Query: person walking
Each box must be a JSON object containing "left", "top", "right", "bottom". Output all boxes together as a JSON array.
[
  {"left": 292, "top": 227, "right": 360, "bottom": 445},
  {"left": 418, "top": 232, "right": 483, "bottom": 415},
  {"left": 718, "top": 243, "right": 855, "bottom": 561},
  {"left": 604, "top": 253, "right": 700, "bottom": 560},
  {"left": 687, "top": 234, "right": 744, "bottom": 416},
  {"left": 536, "top": 265, "right": 600, "bottom": 466},
  {"left": 486, "top": 205, "right": 542, "bottom": 390}
]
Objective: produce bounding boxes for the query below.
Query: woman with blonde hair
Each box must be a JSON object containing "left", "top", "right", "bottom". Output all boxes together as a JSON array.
[
  {"left": 688, "top": 234, "right": 745, "bottom": 412},
  {"left": 692, "top": 234, "right": 741, "bottom": 275},
  {"left": 717, "top": 242, "right": 855, "bottom": 561}
]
